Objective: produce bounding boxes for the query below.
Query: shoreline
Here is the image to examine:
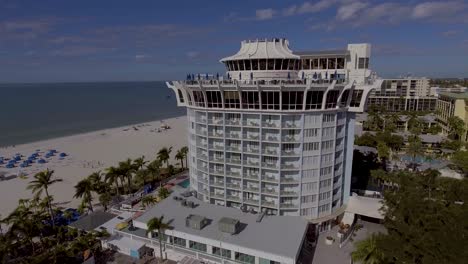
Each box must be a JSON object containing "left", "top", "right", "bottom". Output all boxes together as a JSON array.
[{"left": 0, "top": 115, "right": 188, "bottom": 216}]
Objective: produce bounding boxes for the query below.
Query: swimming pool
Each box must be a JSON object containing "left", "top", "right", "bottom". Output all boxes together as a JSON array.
[
  {"left": 178, "top": 179, "right": 190, "bottom": 188},
  {"left": 400, "top": 155, "right": 442, "bottom": 165}
]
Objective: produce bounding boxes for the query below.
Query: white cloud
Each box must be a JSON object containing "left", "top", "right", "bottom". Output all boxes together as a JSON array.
[
  {"left": 282, "top": 0, "right": 338, "bottom": 16},
  {"left": 255, "top": 8, "right": 276, "bottom": 20},
  {"left": 336, "top": 1, "right": 368, "bottom": 21},
  {"left": 186, "top": 51, "right": 199, "bottom": 59},
  {"left": 412, "top": 1, "right": 465, "bottom": 19}
]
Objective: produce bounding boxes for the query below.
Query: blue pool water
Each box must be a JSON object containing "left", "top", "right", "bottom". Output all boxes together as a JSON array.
[
  {"left": 178, "top": 179, "right": 190, "bottom": 188},
  {"left": 400, "top": 155, "right": 442, "bottom": 165}
]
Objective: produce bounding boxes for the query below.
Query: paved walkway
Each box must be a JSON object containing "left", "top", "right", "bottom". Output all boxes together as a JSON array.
[{"left": 311, "top": 221, "right": 386, "bottom": 264}]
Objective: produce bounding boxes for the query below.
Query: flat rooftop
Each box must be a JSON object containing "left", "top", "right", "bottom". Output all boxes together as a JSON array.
[
  {"left": 438, "top": 92, "right": 468, "bottom": 99},
  {"left": 133, "top": 192, "right": 308, "bottom": 260}
]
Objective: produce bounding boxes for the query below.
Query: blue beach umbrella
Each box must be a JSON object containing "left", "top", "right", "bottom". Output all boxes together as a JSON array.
[
  {"left": 302, "top": 71, "right": 305, "bottom": 79},
  {"left": 287, "top": 72, "right": 291, "bottom": 79},
  {"left": 59, "top": 153, "right": 67, "bottom": 157},
  {"left": 325, "top": 72, "right": 328, "bottom": 79},
  {"left": 216, "top": 73, "right": 219, "bottom": 80},
  {"left": 38, "top": 159, "right": 46, "bottom": 164},
  {"left": 6, "top": 164, "right": 14, "bottom": 168},
  {"left": 227, "top": 73, "right": 230, "bottom": 79},
  {"left": 206, "top": 73, "right": 209, "bottom": 79},
  {"left": 313, "top": 72, "right": 317, "bottom": 79},
  {"left": 191, "top": 74, "right": 195, "bottom": 80}
]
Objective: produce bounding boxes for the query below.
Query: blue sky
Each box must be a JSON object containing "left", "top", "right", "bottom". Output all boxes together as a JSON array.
[{"left": 0, "top": 0, "right": 467, "bottom": 82}]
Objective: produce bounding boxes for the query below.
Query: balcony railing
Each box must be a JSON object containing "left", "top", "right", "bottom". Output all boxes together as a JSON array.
[
  {"left": 280, "top": 203, "right": 299, "bottom": 209},
  {"left": 281, "top": 177, "right": 300, "bottom": 183},
  {"left": 243, "top": 147, "right": 260, "bottom": 154},
  {"left": 226, "top": 145, "right": 241, "bottom": 152},
  {"left": 208, "top": 131, "right": 224, "bottom": 138},
  {"left": 226, "top": 132, "right": 241, "bottom": 139},
  {"left": 281, "top": 163, "right": 300, "bottom": 170},
  {"left": 263, "top": 135, "right": 280, "bottom": 142},
  {"left": 281, "top": 150, "right": 300, "bottom": 156},
  {"left": 244, "top": 133, "right": 260, "bottom": 140},
  {"left": 208, "top": 119, "right": 223, "bottom": 125},
  {"left": 226, "top": 158, "right": 242, "bottom": 165},
  {"left": 244, "top": 198, "right": 260, "bottom": 205},
  {"left": 196, "top": 130, "right": 207, "bottom": 136},
  {"left": 209, "top": 157, "right": 224, "bottom": 163},
  {"left": 262, "top": 188, "right": 279, "bottom": 195},
  {"left": 262, "top": 122, "right": 280, "bottom": 128},
  {"left": 262, "top": 148, "right": 279, "bottom": 155},
  {"left": 196, "top": 117, "right": 207, "bottom": 123},
  {"left": 226, "top": 183, "right": 241, "bottom": 190},
  {"left": 282, "top": 122, "right": 301, "bottom": 128},
  {"left": 280, "top": 190, "right": 299, "bottom": 196},
  {"left": 211, "top": 181, "right": 225, "bottom": 187},
  {"left": 210, "top": 192, "right": 225, "bottom": 199},
  {"left": 209, "top": 169, "right": 224, "bottom": 175},
  {"left": 226, "top": 195, "right": 241, "bottom": 202},
  {"left": 282, "top": 135, "right": 300, "bottom": 142},
  {"left": 243, "top": 186, "right": 259, "bottom": 192},
  {"left": 262, "top": 175, "right": 279, "bottom": 183},
  {"left": 226, "top": 171, "right": 241, "bottom": 178},
  {"left": 197, "top": 177, "right": 209, "bottom": 184},
  {"left": 244, "top": 173, "right": 259, "bottom": 180},
  {"left": 244, "top": 159, "right": 260, "bottom": 166},
  {"left": 225, "top": 120, "right": 241, "bottom": 126},
  {"left": 242, "top": 120, "right": 260, "bottom": 127},
  {"left": 261, "top": 200, "right": 277, "bottom": 207},
  {"left": 208, "top": 144, "right": 224, "bottom": 150},
  {"left": 197, "top": 153, "right": 208, "bottom": 160}
]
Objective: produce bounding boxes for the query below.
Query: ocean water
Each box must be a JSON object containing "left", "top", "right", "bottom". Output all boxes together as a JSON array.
[{"left": 0, "top": 82, "right": 185, "bottom": 147}]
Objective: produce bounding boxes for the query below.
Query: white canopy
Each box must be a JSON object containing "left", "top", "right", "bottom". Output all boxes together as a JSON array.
[
  {"left": 220, "top": 38, "right": 299, "bottom": 62},
  {"left": 346, "top": 194, "right": 384, "bottom": 220}
]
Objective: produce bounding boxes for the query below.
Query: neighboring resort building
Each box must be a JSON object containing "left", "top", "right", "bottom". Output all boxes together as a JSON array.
[
  {"left": 436, "top": 92, "right": 468, "bottom": 142},
  {"left": 167, "top": 38, "right": 382, "bottom": 227},
  {"left": 367, "top": 77, "right": 436, "bottom": 112}
]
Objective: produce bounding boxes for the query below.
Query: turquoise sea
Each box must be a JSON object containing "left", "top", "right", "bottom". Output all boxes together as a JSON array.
[{"left": 0, "top": 82, "right": 184, "bottom": 147}]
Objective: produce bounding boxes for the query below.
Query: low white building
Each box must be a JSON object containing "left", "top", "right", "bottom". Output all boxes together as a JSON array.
[{"left": 115, "top": 191, "right": 309, "bottom": 264}]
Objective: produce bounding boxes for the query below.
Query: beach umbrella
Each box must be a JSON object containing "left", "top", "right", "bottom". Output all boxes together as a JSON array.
[
  {"left": 197, "top": 74, "right": 200, "bottom": 80},
  {"left": 313, "top": 72, "right": 317, "bottom": 79},
  {"left": 38, "top": 159, "right": 46, "bottom": 164},
  {"left": 6, "top": 164, "right": 14, "bottom": 169},
  {"left": 206, "top": 73, "right": 209, "bottom": 80},
  {"left": 287, "top": 72, "right": 291, "bottom": 79},
  {"left": 250, "top": 72, "right": 253, "bottom": 80},
  {"left": 216, "top": 73, "right": 219, "bottom": 80},
  {"left": 302, "top": 71, "right": 305, "bottom": 79},
  {"left": 0, "top": 160, "right": 3, "bottom": 165},
  {"left": 59, "top": 153, "right": 67, "bottom": 157},
  {"left": 20, "top": 163, "right": 27, "bottom": 168},
  {"left": 227, "top": 73, "right": 230, "bottom": 79}
]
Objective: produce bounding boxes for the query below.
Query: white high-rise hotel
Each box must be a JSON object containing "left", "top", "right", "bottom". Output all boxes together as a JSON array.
[{"left": 167, "top": 38, "right": 382, "bottom": 223}]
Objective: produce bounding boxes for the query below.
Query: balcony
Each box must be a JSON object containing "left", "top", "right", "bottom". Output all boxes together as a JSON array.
[
  {"left": 243, "top": 147, "right": 259, "bottom": 154},
  {"left": 244, "top": 159, "right": 260, "bottom": 166},
  {"left": 199, "top": 188, "right": 209, "bottom": 196},
  {"left": 225, "top": 119, "right": 241, "bottom": 126},
  {"left": 244, "top": 172, "right": 259, "bottom": 180},
  {"left": 281, "top": 177, "right": 300, "bottom": 183},
  {"left": 226, "top": 170, "right": 241, "bottom": 178},
  {"left": 263, "top": 135, "right": 280, "bottom": 142},
  {"left": 226, "top": 195, "right": 241, "bottom": 202},
  {"left": 262, "top": 121, "right": 280, "bottom": 128},
  {"left": 281, "top": 150, "right": 300, "bottom": 156},
  {"left": 209, "top": 168, "right": 224, "bottom": 175},
  {"left": 209, "top": 156, "right": 224, "bottom": 163},
  {"left": 280, "top": 203, "right": 299, "bottom": 209},
  {"left": 210, "top": 192, "right": 225, "bottom": 199},
  {"left": 243, "top": 120, "right": 260, "bottom": 127},
  {"left": 197, "top": 177, "right": 209, "bottom": 184},
  {"left": 195, "top": 117, "right": 207, "bottom": 124},
  {"left": 262, "top": 148, "right": 279, "bottom": 156},
  {"left": 196, "top": 152, "right": 208, "bottom": 160},
  {"left": 211, "top": 180, "right": 225, "bottom": 187},
  {"left": 261, "top": 200, "right": 277, "bottom": 208},
  {"left": 244, "top": 133, "right": 260, "bottom": 140},
  {"left": 226, "top": 145, "right": 241, "bottom": 152},
  {"left": 262, "top": 175, "right": 279, "bottom": 183},
  {"left": 226, "top": 182, "right": 241, "bottom": 190},
  {"left": 208, "top": 119, "right": 223, "bottom": 125},
  {"left": 208, "top": 144, "right": 224, "bottom": 151},
  {"left": 262, "top": 188, "right": 279, "bottom": 195},
  {"left": 208, "top": 131, "right": 224, "bottom": 138},
  {"left": 196, "top": 129, "right": 207, "bottom": 136},
  {"left": 196, "top": 142, "right": 207, "bottom": 148},
  {"left": 197, "top": 165, "right": 208, "bottom": 173},
  {"left": 282, "top": 135, "right": 300, "bottom": 142},
  {"left": 243, "top": 185, "right": 259, "bottom": 192},
  {"left": 244, "top": 198, "right": 260, "bottom": 205},
  {"left": 226, "top": 158, "right": 242, "bottom": 165},
  {"left": 280, "top": 190, "right": 299, "bottom": 196},
  {"left": 282, "top": 121, "right": 301, "bottom": 129},
  {"left": 281, "top": 163, "right": 300, "bottom": 170},
  {"left": 226, "top": 132, "right": 241, "bottom": 139}
]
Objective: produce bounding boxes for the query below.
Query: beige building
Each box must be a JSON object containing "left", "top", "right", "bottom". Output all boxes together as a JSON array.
[
  {"left": 436, "top": 92, "right": 468, "bottom": 142},
  {"left": 367, "top": 77, "right": 436, "bottom": 112}
]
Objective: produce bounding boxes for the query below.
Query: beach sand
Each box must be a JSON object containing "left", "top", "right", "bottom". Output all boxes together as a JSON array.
[{"left": 0, "top": 116, "right": 187, "bottom": 216}]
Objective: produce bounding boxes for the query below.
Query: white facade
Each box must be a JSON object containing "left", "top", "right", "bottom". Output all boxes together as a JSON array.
[{"left": 167, "top": 38, "right": 382, "bottom": 222}]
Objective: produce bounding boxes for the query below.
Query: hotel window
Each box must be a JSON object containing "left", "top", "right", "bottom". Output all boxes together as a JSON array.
[
  {"left": 235, "top": 252, "right": 255, "bottom": 264},
  {"left": 189, "top": 241, "right": 207, "bottom": 252},
  {"left": 192, "top": 91, "right": 205, "bottom": 107},
  {"left": 302, "top": 59, "right": 310, "bottom": 70},
  {"left": 267, "top": 59, "right": 274, "bottom": 70},
  {"left": 187, "top": 93, "right": 193, "bottom": 105},
  {"left": 358, "top": 57, "right": 369, "bottom": 69},
  {"left": 301, "top": 207, "right": 317, "bottom": 216},
  {"left": 350, "top": 90, "right": 363, "bottom": 107},
  {"left": 303, "top": 156, "right": 319, "bottom": 166},
  {"left": 241, "top": 91, "right": 260, "bottom": 109},
  {"left": 302, "top": 169, "right": 319, "bottom": 179},
  {"left": 295, "top": 59, "right": 300, "bottom": 70},
  {"left": 319, "top": 191, "right": 331, "bottom": 200},
  {"left": 318, "top": 203, "right": 330, "bottom": 213},
  {"left": 177, "top": 90, "right": 185, "bottom": 103},
  {"left": 323, "top": 114, "right": 335, "bottom": 122},
  {"left": 325, "top": 90, "right": 339, "bottom": 109},
  {"left": 261, "top": 91, "right": 280, "bottom": 110},
  {"left": 337, "top": 57, "right": 345, "bottom": 69},
  {"left": 281, "top": 59, "right": 289, "bottom": 70},
  {"left": 305, "top": 128, "right": 319, "bottom": 138},
  {"left": 304, "top": 142, "right": 320, "bottom": 151},
  {"left": 282, "top": 91, "right": 304, "bottom": 110},
  {"left": 312, "top": 58, "right": 319, "bottom": 69},
  {"left": 321, "top": 153, "right": 333, "bottom": 164},
  {"left": 322, "top": 127, "right": 335, "bottom": 137},
  {"left": 213, "top": 247, "right": 232, "bottom": 259},
  {"left": 302, "top": 182, "right": 318, "bottom": 192},
  {"left": 319, "top": 58, "right": 327, "bottom": 69},
  {"left": 301, "top": 195, "right": 317, "bottom": 203},
  {"left": 245, "top": 60, "right": 251, "bottom": 71},
  {"left": 274, "top": 59, "right": 282, "bottom": 70},
  {"left": 206, "top": 91, "right": 223, "bottom": 108},
  {"left": 327, "top": 58, "right": 336, "bottom": 69},
  {"left": 259, "top": 59, "right": 267, "bottom": 70},
  {"left": 252, "top": 59, "right": 259, "bottom": 70},
  {"left": 305, "top": 91, "right": 324, "bottom": 110},
  {"left": 320, "top": 166, "right": 332, "bottom": 176},
  {"left": 322, "top": 140, "right": 334, "bottom": 150},
  {"left": 319, "top": 179, "right": 332, "bottom": 189},
  {"left": 173, "top": 237, "right": 186, "bottom": 247},
  {"left": 239, "top": 60, "right": 245, "bottom": 71},
  {"left": 232, "top": 61, "right": 239, "bottom": 71},
  {"left": 224, "top": 91, "right": 240, "bottom": 109},
  {"left": 339, "top": 90, "right": 350, "bottom": 106}
]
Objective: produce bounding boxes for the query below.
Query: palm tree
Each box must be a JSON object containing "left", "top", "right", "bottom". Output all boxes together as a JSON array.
[
  {"left": 407, "top": 134, "right": 423, "bottom": 171},
  {"left": 376, "top": 141, "right": 390, "bottom": 170},
  {"left": 105, "top": 166, "right": 122, "bottom": 195},
  {"left": 118, "top": 158, "right": 135, "bottom": 193},
  {"left": 175, "top": 149, "right": 185, "bottom": 169},
  {"left": 74, "top": 178, "right": 94, "bottom": 212},
  {"left": 157, "top": 147, "right": 172, "bottom": 167},
  {"left": 88, "top": 171, "right": 105, "bottom": 194},
  {"left": 133, "top": 156, "right": 147, "bottom": 171},
  {"left": 147, "top": 160, "right": 162, "bottom": 185},
  {"left": 448, "top": 116, "right": 466, "bottom": 141},
  {"left": 27, "top": 169, "right": 62, "bottom": 226},
  {"left": 351, "top": 233, "right": 385, "bottom": 264},
  {"left": 141, "top": 195, "right": 157, "bottom": 209},
  {"left": 181, "top": 146, "right": 189, "bottom": 169},
  {"left": 98, "top": 192, "right": 112, "bottom": 211},
  {"left": 146, "top": 215, "right": 172, "bottom": 261},
  {"left": 158, "top": 187, "right": 170, "bottom": 200}
]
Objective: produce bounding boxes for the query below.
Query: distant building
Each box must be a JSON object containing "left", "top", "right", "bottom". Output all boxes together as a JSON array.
[
  {"left": 430, "top": 86, "right": 467, "bottom": 97},
  {"left": 436, "top": 92, "right": 468, "bottom": 142},
  {"left": 367, "top": 77, "right": 436, "bottom": 112}
]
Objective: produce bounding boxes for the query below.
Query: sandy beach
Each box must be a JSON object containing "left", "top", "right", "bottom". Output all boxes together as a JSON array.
[{"left": 0, "top": 115, "right": 187, "bottom": 216}]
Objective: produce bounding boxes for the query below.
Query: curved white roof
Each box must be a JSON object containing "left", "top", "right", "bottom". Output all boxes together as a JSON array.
[{"left": 220, "top": 38, "right": 300, "bottom": 62}]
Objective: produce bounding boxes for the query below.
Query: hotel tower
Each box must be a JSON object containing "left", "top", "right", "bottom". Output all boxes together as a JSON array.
[{"left": 167, "top": 38, "right": 382, "bottom": 224}]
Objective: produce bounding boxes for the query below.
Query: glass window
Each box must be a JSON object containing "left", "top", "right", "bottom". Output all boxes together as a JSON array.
[
  {"left": 350, "top": 90, "right": 363, "bottom": 107},
  {"left": 241, "top": 91, "right": 260, "bottom": 109},
  {"left": 245, "top": 60, "right": 251, "bottom": 71},
  {"left": 233, "top": 61, "right": 239, "bottom": 71},
  {"left": 312, "top": 58, "right": 319, "bottom": 69},
  {"left": 261, "top": 91, "right": 280, "bottom": 110},
  {"left": 288, "top": 59, "right": 295, "bottom": 70},
  {"left": 319, "top": 58, "right": 327, "bottom": 69},
  {"left": 235, "top": 252, "right": 255, "bottom": 264},
  {"left": 282, "top": 91, "right": 304, "bottom": 110},
  {"left": 173, "top": 237, "right": 186, "bottom": 247},
  {"left": 295, "top": 60, "right": 300, "bottom": 70},
  {"left": 328, "top": 58, "right": 336, "bottom": 69},
  {"left": 224, "top": 91, "right": 240, "bottom": 109},
  {"left": 189, "top": 240, "right": 207, "bottom": 252},
  {"left": 259, "top": 59, "right": 266, "bottom": 70},
  {"left": 177, "top": 89, "right": 185, "bottom": 103},
  {"left": 339, "top": 90, "right": 350, "bottom": 106},
  {"left": 267, "top": 59, "right": 274, "bottom": 70},
  {"left": 305, "top": 91, "right": 324, "bottom": 110},
  {"left": 325, "top": 90, "right": 340, "bottom": 109},
  {"left": 193, "top": 91, "right": 205, "bottom": 107},
  {"left": 358, "top": 58, "right": 369, "bottom": 69},
  {"left": 282, "top": 59, "right": 289, "bottom": 70},
  {"left": 187, "top": 92, "right": 193, "bottom": 105},
  {"left": 206, "top": 91, "right": 222, "bottom": 108},
  {"left": 337, "top": 57, "right": 345, "bottom": 69},
  {"left": 302, "top": 59, "right": 310, "bottom": 70},
  {"left": 212, "top": 246, "right": 232, "bottom": 259},
  {"left": 274, "top": 59, "right": 282, "bottom": 70},
  {"left": 239, "top": 60, "right": 245, "bottom": 71},
  {"left": 252, "top": 59, "right": 259, "bottom": 70}
]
